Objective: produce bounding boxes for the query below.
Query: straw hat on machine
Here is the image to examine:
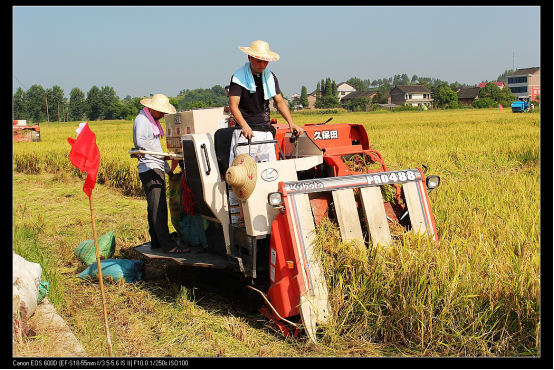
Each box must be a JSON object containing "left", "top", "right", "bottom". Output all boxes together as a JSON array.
[
  {"left": 226, "top": 154, "right": 257, "bottom": 201},
  {"left": 140, "top": 94, "right": 176, "bottom": 114}
]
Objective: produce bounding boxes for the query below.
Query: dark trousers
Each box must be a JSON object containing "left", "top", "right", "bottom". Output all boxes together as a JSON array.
[{"left": 139, "top": 169, "right": 178, "bottom": 253}]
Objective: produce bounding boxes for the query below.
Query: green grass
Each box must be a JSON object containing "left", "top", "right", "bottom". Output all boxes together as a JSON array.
[
  {"left": 13, "top": 109, "right": 540, "bottom": 357},
  {"left": 12, "top": 173, "right": 323, "bottom": 357}
]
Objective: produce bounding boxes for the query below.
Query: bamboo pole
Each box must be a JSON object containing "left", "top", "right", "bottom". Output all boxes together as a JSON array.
[
  {"left": 128, "top": 149, "right": 183, "bottom": 159},
  {"left": 88, "top": 194, "right": 113, "bottom": 357}
]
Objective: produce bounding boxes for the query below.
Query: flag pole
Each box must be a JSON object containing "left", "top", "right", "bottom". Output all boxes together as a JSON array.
[{"left": 88, "top": 192, "right": 113, "bottom": 357}]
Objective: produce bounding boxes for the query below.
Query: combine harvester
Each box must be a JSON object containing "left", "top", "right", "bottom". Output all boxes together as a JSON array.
[
  {"left": 511, "top": 100, "right": 529, "bottom": 113},
  {"left": 133, "top": 108, "right": 441, "bottom": 342},
  {"left": 13, "top": 120, "right": 41, "bottom": 142}
]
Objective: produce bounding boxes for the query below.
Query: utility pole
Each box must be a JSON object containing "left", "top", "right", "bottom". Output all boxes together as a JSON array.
[
  {"left": 512, "top": 52, "right": 515, "bottom": 71},
  {"left": 45, "top": 94, "right": 50, "bottom": 127}
]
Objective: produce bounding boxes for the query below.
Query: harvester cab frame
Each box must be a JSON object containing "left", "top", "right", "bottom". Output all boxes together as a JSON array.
[{"left": 133, "top": 107, "right": 441, "bottom": 343}]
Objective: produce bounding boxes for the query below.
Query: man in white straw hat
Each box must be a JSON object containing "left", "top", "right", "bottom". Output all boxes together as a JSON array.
[
  {"left": 133, "top": 94, "right": 190, "bottom": 255},
  {"left": 228, "top": 40, "right": 304, "bottom": 227}
]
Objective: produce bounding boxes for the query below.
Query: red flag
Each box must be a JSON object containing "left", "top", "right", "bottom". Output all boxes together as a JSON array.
[{"left": 67, "top": 123, "right": 100, "bottom": 198}]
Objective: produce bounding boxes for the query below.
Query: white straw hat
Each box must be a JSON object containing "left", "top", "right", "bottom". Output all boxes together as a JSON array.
[
  {"left": 140, "top": 94, "right": 176, "bottom": 114},
  {"left": 225, "top": 154, "right": 257, "bottom": 201},
  {"left": 238, "top": 40, "right": 280, "bottom": 62}
]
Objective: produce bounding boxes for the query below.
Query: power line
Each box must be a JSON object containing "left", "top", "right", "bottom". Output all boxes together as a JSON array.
[{"left": 13, "top": 74, "right": 27, "bottom": 90}]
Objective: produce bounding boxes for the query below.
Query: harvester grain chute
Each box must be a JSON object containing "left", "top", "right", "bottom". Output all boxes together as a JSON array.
[{"left": 133, "top": 107, "right": 441, "bottom": 343}]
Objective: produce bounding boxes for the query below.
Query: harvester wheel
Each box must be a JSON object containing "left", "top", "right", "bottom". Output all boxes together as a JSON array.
[{"left": 238, "top": 276, "right": 265, "bottom": 313}]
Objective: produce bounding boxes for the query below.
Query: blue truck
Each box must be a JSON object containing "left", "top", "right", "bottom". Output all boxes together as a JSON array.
[{"left": 511, "top": 101, "right": 529, "bottom": 113}]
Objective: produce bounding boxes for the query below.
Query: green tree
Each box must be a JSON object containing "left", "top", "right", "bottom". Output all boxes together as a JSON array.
[
  {"left": 315, "top": 78, "right": 341, "bottom": 108},
  {"left": 46, "top": 85, "right": 65, "bottom": 122},
  {"left": 125, "top": 97, "right": 143, "bottom": 120},
  {"left": 210, "top": 85, "right": 225, "bottom": 96},
  {"left": 100, "top": 86, "right": 119, "bottom": 119},
  {"left": 169, "top": 97, "right": 180, "bottom": 112},
  {"left": 105, "top": 101, "right": 129, "bottom": 120},
  {"left": 346, "top": 96, "right": 370, "bottom": 112},
  {"left": 185, "top": 100, "right": 207, "bottom": 110},
  {"left": 498, "top": 86, "right": 517, "bottom": 107},
  {"left": 449, "top": 82, "right": 462, "bottom": 92},
  {"left": 497, "top": 69, "right": 514, "bottom": 82},
  {"left": 26, "top": 84, "right": 46, "bottom": 123},
  {"left": 478, "top": 82, "right": 516, "bottom": 107},
  {"left": 372, "top": 91, "right": 388, "bottom": 104},
  {"left": 319, "top": 79, "right": 326, "bottom": 97},
  {"left": 415, "top": 81, "right": 434, "bottom": 92},
  {"left": 432, "top": 84, "right": 458, "bottom": 107},
  {"left": 478, "top": 82, "right": 501, "bottom": 102},
  {"left": 319, "top": 95, "right": 341, "bottom": 108},
  {"left": 177, "top": 85, "right": 227, "bottom": 109},
  {"left": 378, "top": 77, "right": 391, "bottom": 92},
  {"left": 86, "top": 85, "right": 102, "bottom": 120},
  {"left": 401, "top": 73, "right": 410, "bottom": 85},
  {"left": 472, "top": 97, "right": 496, "bottom": 109},
  {"left": 69, "top": 87, "right": 86, "bottom": 121},
  {"left": 345, "top": 77, "right": 367, "bottom": 92},
  {"left": 314, "top": 82, "right": 321, "bottom": 108},
  {"left": 325, "top": 78, "right": 333, "bottom": 97},
  {"left": 300, "top": 86, "right": 309, "bottom": 109},
  {"left": 13, "top": 87, "right": 27, "bottom": 120},
  {"left": 288, "top": 97, "right": 295, "bottom": 110},
  {"left": 315, "top": 82, "right": 320, "bottom": 98},
  {"left": 331, "top": 80, "right": 338, "bottom": 98}
]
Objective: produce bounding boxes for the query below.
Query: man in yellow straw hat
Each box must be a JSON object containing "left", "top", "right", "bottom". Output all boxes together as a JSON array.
[
  {"left": 133, "top": 94, "right": 190, "bottom": 255},
  {"left": 228, "top": 40, "right": 304, "bottom": 227}
]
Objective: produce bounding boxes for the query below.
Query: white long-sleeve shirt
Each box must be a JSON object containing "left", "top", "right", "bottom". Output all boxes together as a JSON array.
[{"left": 133, "top": 110, "right": 170, "bottom": 174}]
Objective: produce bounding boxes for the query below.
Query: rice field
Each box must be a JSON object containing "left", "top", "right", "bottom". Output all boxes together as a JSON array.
[
  {"left": 13, "top": 120, "right": 145, "bottom": 196},
  {"left": 13, "top": 109, "right": 540, "bottom": 357}
]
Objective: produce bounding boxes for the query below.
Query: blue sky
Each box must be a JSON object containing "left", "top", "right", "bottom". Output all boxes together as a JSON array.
[{"left": 12, "top": 6, "right": 541, "bottom": 100}]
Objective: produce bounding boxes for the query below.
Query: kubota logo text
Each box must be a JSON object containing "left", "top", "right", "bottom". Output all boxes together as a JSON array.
[{"left": 312, "top": 130, "right": 338, "bottom": 141}]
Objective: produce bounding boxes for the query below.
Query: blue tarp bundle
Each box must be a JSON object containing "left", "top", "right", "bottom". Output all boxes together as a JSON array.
[{"left": 78, "top": 259, "right": 145, "bottom": 284}]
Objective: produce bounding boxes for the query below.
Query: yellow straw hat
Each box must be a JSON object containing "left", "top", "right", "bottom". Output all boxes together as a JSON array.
[
  {"left": 140, "top": 94, "right": 176, "bottom": 114},
  {"left": 225, "top": 154, "right": 257, "bottom": 201},
  {"left": 238, "top": 40, "right": 280, "bottom": 62}
]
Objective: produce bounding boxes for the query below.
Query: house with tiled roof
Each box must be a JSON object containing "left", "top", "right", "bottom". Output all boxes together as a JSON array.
[
  {"left": 507, "top": 67, "right": 540, "bottom": 101},
  {"left": 336, "top": 82, "right": 356, "bottom": 101},
  {"left": 307, "top": 91, "right": 317, "bottom": 109},
  {"left": 305, "top": 83, "right": 357, "bottom": 109},
  {"left": 340, "top": 90, "right": 382, "bottom": 108},
  {"left": 457, "top": 87, "right": 481, "bottom": 106},
  {"left": 389, "top": 85, "right": 433, "bottom": 107},
  {"left": 340, "top": 90, "right": 378, "bottom": 101},
  {"left": 477, "top": 82, "right": 506, "bottom": 89}
]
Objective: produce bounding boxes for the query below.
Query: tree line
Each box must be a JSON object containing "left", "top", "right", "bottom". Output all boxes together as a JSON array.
[
  {"left": 297, "top": 69, "right": 520, "bottom": 111},
  {"left": 344, "top": 69, "right": 516, "bottom": 93},
  {"left": 13, "top": 85, "right": 161, "bottom": 124},
  {"left": 12, "top": 84, "right": 230, "bottom": 124},
  {"left": 12, "top": 69, "right": 522, "bottom": 123}
]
